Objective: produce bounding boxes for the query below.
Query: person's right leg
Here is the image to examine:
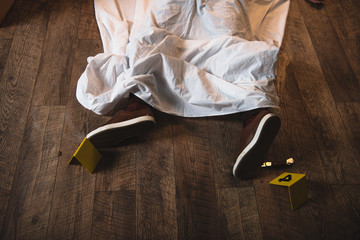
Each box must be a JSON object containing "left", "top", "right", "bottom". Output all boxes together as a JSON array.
[{"left": 233, "top": 109, "right": 281, "bottom": 179}]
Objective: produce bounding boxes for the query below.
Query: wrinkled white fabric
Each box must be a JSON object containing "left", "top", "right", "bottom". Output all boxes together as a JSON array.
[{"left": 77, "top": 0, "right": 290, "bottom": 117}]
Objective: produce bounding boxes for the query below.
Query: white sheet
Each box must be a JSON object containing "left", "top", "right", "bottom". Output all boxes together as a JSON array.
[{"left": 76, "top": 0, "right": 290, "bottom": 117}]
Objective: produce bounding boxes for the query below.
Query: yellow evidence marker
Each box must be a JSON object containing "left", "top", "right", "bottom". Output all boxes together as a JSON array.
[
  {"left": 270, "top": 172, "right": 309, "bottom": 210},
  {"left": 69, "top": 138, "right": 102, "bottom": 173}
]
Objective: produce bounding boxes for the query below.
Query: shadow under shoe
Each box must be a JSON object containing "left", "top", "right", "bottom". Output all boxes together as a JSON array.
[
  {"left": 305, "top": 0, "right": 324, "bottom": 9},
  {"left": 233, "top": 110, "right": 281, "bottom": 179},
  {"left": 86, "top": 100, "right": 156, "bottom": 148}
]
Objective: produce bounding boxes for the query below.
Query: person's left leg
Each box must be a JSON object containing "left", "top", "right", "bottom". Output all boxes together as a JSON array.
[
  {"left": 86, "top": 95, "right": 156, "bottom": 148},
  {"left": 233, "top": 109, "right": 281, "bottom": 179}
]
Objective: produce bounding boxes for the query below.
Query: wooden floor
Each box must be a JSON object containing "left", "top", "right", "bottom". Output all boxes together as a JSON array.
[{"left": 1, "top": 0, "right": 359, "bottom": 239}]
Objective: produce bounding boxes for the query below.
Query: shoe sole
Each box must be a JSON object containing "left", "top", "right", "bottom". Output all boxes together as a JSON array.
[
  {"left": 233, "top": 113, "right": 281, "bottom": 179},
  {"left": 86, "top": 115, "right": 156, "bottom": 148}
]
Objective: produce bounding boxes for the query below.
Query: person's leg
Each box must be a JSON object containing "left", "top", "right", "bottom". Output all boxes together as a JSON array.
[
  {"left": 239, "top": 108, "right": 267, "bottom": 125},
  {"left": 86, "top": 94, "right": 156, "bottom": 148},
  {"left": 233, "top": 109, "right": 281, "bottom": 179}
]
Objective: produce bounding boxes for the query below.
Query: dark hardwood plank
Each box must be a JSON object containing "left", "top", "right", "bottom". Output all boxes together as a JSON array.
[
  {"left": 284, "top": 0, "right": 359, "bottom": 184},
  {"left": 46, "top": 39, "right": 103, "bottom": 239},
  {"left": 92, "top": 191, "right": 136, "bottom": 240},
  {"left": 0, "top": 0, "right": 359, "bottom": 238},
  {"left": 276, "top": 47, "right": 318, "bottom": 156},
  {"left": 208, "top": 115, "right": 254, "bottom": 187},
  {"left": 77, "top": 0, "right": 100, "bottom": 40},
  {"left": 326, "top": 0, "right": 360, "bottom": 40},
  {"left": 1, "top": 106, "right": 65, "bottom": 239},
  {"left": 0, "top": 39, "right": 12, "bottom": 79},
  {"left": 339, "top": 39, "right": 360, "bottom": 77},
  {"left": 257, "top": 180, "right": 360, "bottom": 240},
  {"left": 217, "top": 187, "right": 263, "bottom": 240},
  {"left": 136, "top": 111, "right": 178, "bottom": 240},
  {"left": 238, "top": 187, "right": 262, "bottom": 240},
  {"left": 217, "top": 188, "right": 244, "bottom": 240},
  {"left": 322, "top": 184, "right": 360, "bottom": 239},
  {"left": 95, "top": 147, "right": 137, "bottom": 191},
  {"left": 326, "top": 0, "right": 360, "bottom": 77},
  {"left": 0, "top": 0, "right": 51, "bottom": 231},
  {"left": 272, "top": 45, "right": 324, "bottom": 177},
  {"left": 46, "top": 105, "right": 97, "bottom": 239},
  {"left": 253, "top": 2, "right": 360, "bottom": 238},
  {"left": 0, "top": 0, "right": 22, "bottom": 39},
  {"left": 172, "top": 117, "right": 219, "bottom": 240},
  {"left": 254, "top": 148, "right": 337, "bottom": 240},
  {"left": 255, "top": 161, "right": 323, "bottom": 240},
  {"left": 336, "top": 102, "right": 360, "bottom": 160},
  {"left": 32, "top": 0, "right": 80, "bottom": 106},
  {"left": 296, "top": 0, "right": 360, "bottom": 102}
]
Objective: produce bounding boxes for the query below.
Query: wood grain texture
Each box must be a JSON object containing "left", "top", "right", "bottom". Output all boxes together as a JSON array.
[
  {"left": 45, "top": 38, "right": 104, "bottom": 239},
  {"left": 284, "top": 0, "right": 359, "bottom": 184},
  {"left": 77, "top": 0, "right": 101, "bottom": 40},
  {"left": 339, "top": 39, "right": 360, "bottom": 77},
  {"left": 0, "top": 0, "right": 359, "bottom": 239},
  {"left": 95, "top": 147, "right": 137, "bottom": 191},
  {"left": 1, "top": 106, "right": 65, "bottom": 240},
  {"left": 326, "top": 0, "right": 360, "bottom": 40},
  {"left": 0, "top": 0, "right": 20, "bottom": 39},
  {"left": 296, "top": 0, "right": 360, "bottom": 102},
  {"left": 136, "top": 111, "right": 178, "bottom": 240},
  {"left": 274, "top": 43, "right": 328, "bottom": 179},
  {"left": 326, "top": 0, "right": 360, "bottom": 78},
  {"left": 217, "top": 188, "right": 244, "bottom": 240},
  {"left": 46, "top": 105, "right": 96, "bottom": 239},
  {"left": 217, "top": 187, "right": 262, "bottom": 240},
  {"left": 208, "top": 115, "right": 253, "bottom": 188},
  {"left": 32, "top": 0, "right": 80, "bottom": 106},
  {"left": 253, "top": 2, "right": 360, "bottom": 238},
  {"left": 172, "top": 117, "right": 219, "bottom": 240},
  {"left": 0, "top": 39, "right": 11, "bottom": 79},
  {"left": 0, "top": 0, "right": 51, "bottom": 231},
  {"left": 336, "top": 102, "right": 360, "bottom": 159},
  {"left": 238, "top": 187, "right": 262, "bottom": 240},
  {"left": 276, "top": 48, "right": 317, "bottom": 155},
  {"left": 254, "top": 149, "right": 333, "bottom": 240},
  {"left": 323, "top": 184, "right": 360, "bottom": 239},
  {"left": 92, "top": 191, "right": 136, "bottom": 240}
]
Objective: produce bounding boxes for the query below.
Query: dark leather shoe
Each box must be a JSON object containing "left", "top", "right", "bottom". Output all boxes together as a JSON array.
[
  {"left": 87, "top": 98, "right": 156, "bottom": 148},
  {"left": 233, "top": 110, "right": 280, "bottom": 179}
]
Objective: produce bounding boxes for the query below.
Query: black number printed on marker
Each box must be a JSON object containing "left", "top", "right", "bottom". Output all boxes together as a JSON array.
[{"left": 279, "top": 174, "right": 292, "bottom": 182}]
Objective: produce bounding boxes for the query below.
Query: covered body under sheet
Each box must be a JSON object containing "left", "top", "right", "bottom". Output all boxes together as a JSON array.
[{"left": 76, "top": 0, "right": 290, "bottom": 117}]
